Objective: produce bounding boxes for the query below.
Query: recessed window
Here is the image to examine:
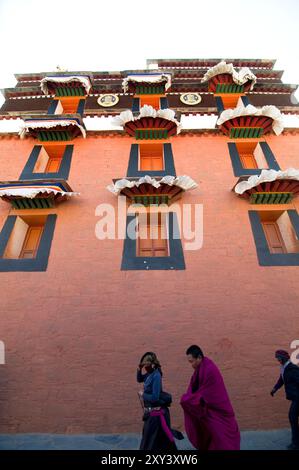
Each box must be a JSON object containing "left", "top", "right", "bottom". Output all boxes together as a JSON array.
[
  {"left": 0, "top": 214, "right": 57, "bottom": 271},
  {"left": 236, "top": 141, "right": 268, "bottom": 170},
  {"left": 20, "top": 144, "right": 74, "bottom": 180},
  {"left": 54, "top": 98, "right": 81, "bottom": 114},
  {"left": 137, "top": 212, "right": 168, "bottom": 257},
  {"left": 139, "top": 144, "right": 164, "bottom": 171},
  {"left": 121, "top": 212, "right": 185, "bottom": 270},
  {"left": 33, "top": 145, "right": 65, "bottom": 174},
  {"left": 139, "top": 95, "right": 161, "bottom": 109},
  {"left": 249, "top": 209, "right": 299, "bottom": 266},
  {"left": 3, "top": 215, "right": 47, "bottom": 260},
  {"left": 260, "top": 211, "right": 299, "bottom": 254},
  {"left": 228, "top": 141, "right": 280, "bottom": 177}
]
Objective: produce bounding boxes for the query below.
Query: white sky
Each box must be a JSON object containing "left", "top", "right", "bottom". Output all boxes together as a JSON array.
[{"left": 0, "top": 0, "right": 299, "bottom": 107}]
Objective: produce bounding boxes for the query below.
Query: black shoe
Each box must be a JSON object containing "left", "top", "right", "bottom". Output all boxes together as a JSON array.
[{"left": 286, "top": 443, "right": 299, "bottom": 450}]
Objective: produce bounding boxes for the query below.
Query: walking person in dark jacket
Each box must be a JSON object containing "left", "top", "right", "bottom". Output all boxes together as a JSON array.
[{"left": 271, "top": 349, "right": 299, "bottom": 450}]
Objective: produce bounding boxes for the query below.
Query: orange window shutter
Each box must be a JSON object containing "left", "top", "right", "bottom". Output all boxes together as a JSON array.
[
  {"left": 46, "top": 157, "right": 62, "bottom": 173},
  {"left": 139, "top": 144, "right": 164, "bottom": 171},
  {"left": 137, "top": 213, "right": 168, "bottom": 257},
  {"left": 262, "top": 222, "right": 286, "bottom": 254},
  {"left": 20, "top": 226, "right": 43, "bottom": 259},
  {"left": 240, "top": 153, "right": 258, "bottom": 169},
  {"left": 139, "top": 95, "right": 161, "bottom": 109}
]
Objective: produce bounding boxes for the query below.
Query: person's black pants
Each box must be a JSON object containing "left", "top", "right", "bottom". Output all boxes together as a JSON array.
[{"left": 288, "top": 400, "right": 299, "bottom": 446}]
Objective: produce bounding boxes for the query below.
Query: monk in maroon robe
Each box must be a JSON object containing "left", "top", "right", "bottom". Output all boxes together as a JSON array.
[{"left": 180, "top": 345, "right": 240, "bottom": 450}]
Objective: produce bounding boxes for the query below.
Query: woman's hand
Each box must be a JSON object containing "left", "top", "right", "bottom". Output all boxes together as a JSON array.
[{"left": 138, "top": 390, "right": 144, "bottom": 398}]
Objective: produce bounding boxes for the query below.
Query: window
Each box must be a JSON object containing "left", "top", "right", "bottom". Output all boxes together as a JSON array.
[
  {"left": 121, "top": 212, "right": 185, "bottom": 270},
  {"left": 3, "top": 215, "right": 46, "bottom": 259},
  {"left": 127, "top": 143, "right": 175, "bottom": 177},
  {"left": 137, "top": 213, "right": 168, "bottom": 257},
  {"left": 19, "top": 145, "right": 74, "bottom": 180},
  {"left": 249, "top": 209, "right": 299, "bottom": 266},
  {"left": 0, "top": 214, "right": 57, "bottom": 271},
  {"left": 228, "top": 141, "right": 280, "bottom": 177},
  {"left": 139, "top": 144, "right": 164, "bottom": 171},
  {"left": 236, "top": 141, "right": 268, "bottom": 170},
  {"left": 139, "top": 95, "right": 161, "bottom": 110},
  {"left": 33, "top": 145, "right": 65, "bottom": 174},
  {"left": 47, "top": 98, "right": 85, "bottom": 116}
]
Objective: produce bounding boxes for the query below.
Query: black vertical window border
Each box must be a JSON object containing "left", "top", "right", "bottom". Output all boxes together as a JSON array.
[
  {"left": 249, "top": 209, "right": 299, "bottom": 266},
  {"left": 0, "top": 214, "right": 57, "bottom": 272},
  {"left": 121, "top": 212, "right": 185, "bottom": 270},
  {"left": 19, "top": 145, "right": 74, "bottom": 180},
  {"left": 126, "top": 143, "right": 176, "bottom": 177},
  {"left": 227, "top": 142, "right": 281, "bottom": 177}
]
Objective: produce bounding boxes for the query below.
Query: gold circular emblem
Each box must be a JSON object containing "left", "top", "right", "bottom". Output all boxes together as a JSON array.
[
  {"left": 97, "top": 94, "right": 119, "bottom": 107},
  {"left": 180, "top": 93, "right": 202, "bottom": 105}
]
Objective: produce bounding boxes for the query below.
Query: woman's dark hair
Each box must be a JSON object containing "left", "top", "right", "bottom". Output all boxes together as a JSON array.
[
  {"left": 186, "top": 345, "right": 204, "bottom": 359},
  {"left": 139, "top": 352, "right": 163, "bottom": 376}
]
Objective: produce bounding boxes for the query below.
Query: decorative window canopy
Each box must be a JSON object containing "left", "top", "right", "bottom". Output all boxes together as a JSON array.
[
  {"left": 0, "top": 179, "right": 79, "bottom": 209},
  {"left": 122, "top": 73, "right": 172, "bottom": 94},
  {"left": 113, "top": 106, "right": 181, "bottom": 138},
  {"left": 201, "top": 61, "right": 257, "bottom": 92},
  {"left": 217, "top": 104, "right": 284, "bottom": 137},
  {"left": 107, "top": 175, "right": 197, "bottom": 205},
  {"left": 40, "top": 75, "right": 92, "bottom": 96},
  {"left": 19, "top": 117, "right": 86, "bottom": 140},
  {"left": 233, "top": 168, "right": 299, "bottom": 204}
]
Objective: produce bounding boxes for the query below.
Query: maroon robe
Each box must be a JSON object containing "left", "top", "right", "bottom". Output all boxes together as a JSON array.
[{"left": 180, "top": 357, "right": 240, "bottom": 450}]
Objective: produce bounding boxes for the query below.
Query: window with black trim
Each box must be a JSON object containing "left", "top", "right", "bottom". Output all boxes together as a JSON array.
[
  {"left": 121, "top": 211, "right": 185, "bottom": 270},
  {"left": 47, "top": 98, "right": 85, "bottom": 116},
  {"left": 249, "top": 209, "right": 299, "bottom": 266},
  {"left": 131, "top": 97, "right": 169, "bottom": 113},
  {"left": 228, "top": 141, "right": 281, "bottom": 177},
  {"left": 0, "top": 214, "right": 57, "bottom": 271},
  {"left": 127, "top": 143, "right": 176, "bottom": 177},
  {"left": 19, "top": 144, "right": 74, "bottom": 180}
]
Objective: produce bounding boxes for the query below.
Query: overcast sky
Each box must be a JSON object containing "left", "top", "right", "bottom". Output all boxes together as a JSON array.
[{"left": 0, "top": 0, "right": 299, "bottom": 106}]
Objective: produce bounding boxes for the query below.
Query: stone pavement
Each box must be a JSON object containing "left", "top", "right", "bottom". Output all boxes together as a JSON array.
[{"left": 0, "top": 429, "right": 291, "bottom": 450}]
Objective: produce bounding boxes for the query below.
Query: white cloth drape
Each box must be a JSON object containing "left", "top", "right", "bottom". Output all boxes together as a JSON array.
[
  {"left": 122, "top": 73, "right": 172, "bottom": 93},
  {"left": 40, "top": 75, "right": 91, "bottom": 95},
  {"left": 107, "top": 175, "right": 198, "bottom": 195},
  {"left": 19, "top": 119, "right": 86, "bottom": 138},
  {"left": 234, "top": 168, "right": 299, "bottom": 194},
  {"left": 201, "top": 61, "right": 257, "bottom": 90},
  {"left": 112, "top": 105, "right": 181, "bottom": 134},
  {"left": 0, "top": 187, "right": 79, "bottom": 198},
  {"left": 217, "top": 104, "right": 284, "bottom": 136}
]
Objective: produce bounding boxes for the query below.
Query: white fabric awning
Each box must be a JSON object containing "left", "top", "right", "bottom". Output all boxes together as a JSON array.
[
  {"left": 201, "top": 61, "right": 257, "bottom": 90},
  {"left": 19, "top": 119, "right": 86, "bottom": 138},
  {"left": 107, "top": 175, "right": 198, "bottom": 195},
  {"left": 40, "top": 75, "right": 91, "bottom": 95},
  {"left": 0, "top": 186, "right": 79, "bottom": 199},
  {"left": 217, "top": 104, "right": 284, "bottom": 136},
  {"left": 112, "top": 105, "right": 181, "bottom": 134},
  {"left": 234, "top": 168, "right": 299, "bottom": 194},
  {"left": 122, "top": 73, "right": 172, "bottom": 93}
]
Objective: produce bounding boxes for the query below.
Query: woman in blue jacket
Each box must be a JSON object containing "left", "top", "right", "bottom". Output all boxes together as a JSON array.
[{"left": 137, "top": 352, "right": 178, "bottom": 451}]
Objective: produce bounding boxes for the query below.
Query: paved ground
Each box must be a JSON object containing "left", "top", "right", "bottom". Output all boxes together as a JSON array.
[{"left": 0, "top": 429, "right": 291, "bottom": 450}]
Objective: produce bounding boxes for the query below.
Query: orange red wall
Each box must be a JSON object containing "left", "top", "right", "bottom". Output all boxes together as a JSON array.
[{"left": 0, "top": 131, "right": 298, "bottom": 433}]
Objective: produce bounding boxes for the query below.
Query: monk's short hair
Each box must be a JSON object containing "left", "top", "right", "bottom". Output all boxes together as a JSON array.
[{"left": 186, "top": 345, "right": 204, "bottom": 359}]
